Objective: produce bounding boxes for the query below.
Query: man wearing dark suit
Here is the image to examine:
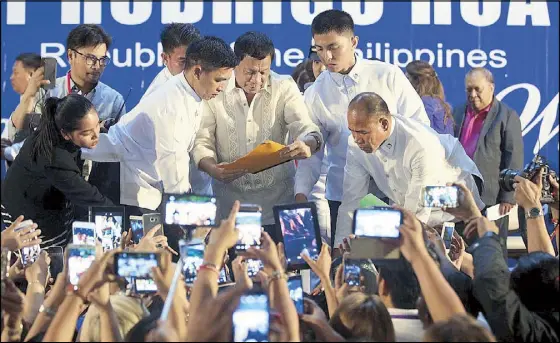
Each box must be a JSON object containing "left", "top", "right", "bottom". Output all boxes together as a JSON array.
[{"left": 453, "top": 67, "right": 523, "bottom": 253}]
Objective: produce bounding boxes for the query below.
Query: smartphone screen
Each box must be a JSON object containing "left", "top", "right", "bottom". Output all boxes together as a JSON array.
[
  {"left": 442, "top": 222, "right": 455, "bottom": 251},
  {"left": 288, "top": 275, "right": 304, "bottom": 314},
  {"left": 68, "top": 245, "right": 96, "bottom": 290},
  {"left": 246, "top": 259, "right": 264, "bottom": 278},
  {"left": 344, "top": 259, "right": 362, "bottom": 287},
  {"left": 179, "top": 241, "right": 205, "bottom": 285},
  {"left": 130, "top": 217, "right": 144, "bottom": 244},
  {"left": 235, "top": 208, "right": 262, "bottom": 252},
  {"left": 275, "top": 205, "right": 320, "bottom": 269},
  {"left": 353, "top": 208, "right": 402, "bottom": 239},
  {"left": 218, "top": 268, "right": 229, "bottom": 285},
  {"left": 115, "top": 252, "right": 159, "bottom": 279},
  {"left": 72, "top": 221, "right": 96, "bottom": 245},
  {"left": 164, "top": 194, "right": 217, "bottom": 227},
  {"left": 134, "top": 278, "right": 158, "bottom": 294},
  {"left": 232, "top": 291, "right": 270, "bottom": 342},
  {"left": 91, "top": 207, "right": 124, "bottom": 251},
  {"left": 424, "top": 186, "right": 459, "bottom": 208},
  {"left": 21, "top": 244, "right": 41, "bottom": 267}
]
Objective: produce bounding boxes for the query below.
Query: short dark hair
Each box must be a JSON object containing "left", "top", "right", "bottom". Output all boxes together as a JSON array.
[
  {"left": 510, "top": 252, "right": 559, "bottom": 312},
  {"left": 160, "top": 23, "right": 201, "bottom": 54},
  {"left": 234, "top": 31, "right": 275, "bottom": 61},
  {"left": 66, "top": 24, "right": 112, "bottom": 51},
  {"left": 311, "top": 9, "right": 355, "bottom": 36},
  {"left": 349, "top": 92, "right": 390, "bottom": 117},
  {"left": 378, "top": 256, "right": 421, "bottom": 309},
  {"left": 15, "top": 53, "right": 41, "bottom": 71},
  {"left": 184, "top": 36, "right": 239, "bottom": 72}
]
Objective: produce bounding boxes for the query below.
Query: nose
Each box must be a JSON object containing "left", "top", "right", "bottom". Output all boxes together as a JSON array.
[{"left": 469, "top": 89, "right": 478, "bottom": 99}]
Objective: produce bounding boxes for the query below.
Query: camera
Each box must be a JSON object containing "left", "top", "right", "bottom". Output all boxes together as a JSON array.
[{"left": 499, "top": 155, "right": 558, "bottom": 204}]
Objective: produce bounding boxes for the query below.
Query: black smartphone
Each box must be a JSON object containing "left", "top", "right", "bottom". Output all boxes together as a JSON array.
[
  {"left": 344, "top": 258, "right": 362, "bottom": 287},
  {"left": 89, "top": 206, "right": 125, "bottom": 251},
  {"left": 273, "top": 202, "right": 321, "bottom": 271},
  {"left": 352, "top": 207, "right": 402, "bottom": 239},
  {"left": 142, "top": 213, "right": 162, "bottom": 236},
  {"left": 114, "top": 252, "right": 159, "bottom": 279},
  {"left": 288, "top": 275, "right": 304, "bottom": 314},
  {"left": 423, "top": 185, "right": 459, "bottom": 208},
  {"left": 232, "top": 289, "right": 270, "bottom": 342},
  {"left": 44, "top": 246, "right": 64, "bottom": 280},
  {"left": 129, "top": 216, "right": 144, "bottom": 244},
  {"left": 179, "top": 240, "right": 205, "bottom": 285},
  {"left": 41, "top": 57, "right": 57, "bottom": 90},
  {"left": 163, "top": 194, "right": 217, "bottom": 229},
  {"left": 235, "top": 204, "right": 262, "bottom": 252}
]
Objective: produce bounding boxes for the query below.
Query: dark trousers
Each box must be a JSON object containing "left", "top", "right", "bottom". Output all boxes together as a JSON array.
[{"left": 328, "top": 200, "right": 342, "bottom": 248}]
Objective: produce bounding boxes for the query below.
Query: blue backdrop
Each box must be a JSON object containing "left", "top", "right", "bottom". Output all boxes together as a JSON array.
[{"left": 1, "top": 1, "right": 559, "bottom": 179}]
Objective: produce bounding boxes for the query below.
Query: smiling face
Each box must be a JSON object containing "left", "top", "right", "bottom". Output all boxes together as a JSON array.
[
  {"left": 61, "top": 108, "right": 101, "bottom": 149},
  {"left": 313, "top": 31, "right": 358, "bottom": 74},
  {"left": 235, "top": 55, "right": 272, "bottom": 95}
]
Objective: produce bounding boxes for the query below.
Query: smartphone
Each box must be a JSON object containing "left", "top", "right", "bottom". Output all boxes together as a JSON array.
[
  {"left": 67, "top": 244, "right": 96, "bottom": 290},
  {"left": 288, "top": 275, "right": 304, "bottom": 314},
  {"left": 235, "top": 204, "right": 262, "bottom": 252},
  {"left": 179, "top": 240, "right": 205, "bottom": 285},
  {"left": 232, "top": 290, "right": 270, "bottom": 342},
  {"left": 273, "top": 202, "right": 321, "bottom": 270},
  {"left": 89, "top": 206, "right": 125, "bottom": 251},
  {"left": 41, "top": 57, "right": 57, "bottom": 90},
  {"left": 114, "top": 252, "right": 159, "bottom": 279},
  {"left": 129, "top": 216, "right": 144, "bottom": 244},
  {"left": 218, "top": 267, "right": 230, "bottom": 285},
  {"left": 72, "top": 221, "right": 96, "bottom": 245},
  {"left": 424, "top": 185, "right": 459, "bottom": 208},
  {"left": 44, "top": 246, "right": 64, "bottom": 280},
  {"left": 14, "top": 219, "right": 34, "bottom": 232},
  {"left": 441, "top": 222, "right": 455, "bottom": 253},
  {"left": 14, "top": 219, "right": 41, "bottom": 267},
  {"left": 134, "top": 278, "right": 158, "bottom": 294},
  {"left": 344, "top": 259, "right": 362, "bottom": 287},
  {"left": 352, "top": 207, "right": 402, "bottom": 239},
  {"left": 163, "top": 194, "right": 217, "bottom": 228},
  {"left": 246, "top": 259, "right": 264, "bottom": 278},
  {"left": 142, "top": 213, "right": 162, "bottom": 236}
]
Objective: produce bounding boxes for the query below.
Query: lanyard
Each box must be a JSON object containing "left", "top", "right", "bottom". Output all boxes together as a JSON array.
[{"left": 66, "top": 71, "right": 73, "bottom": 95}]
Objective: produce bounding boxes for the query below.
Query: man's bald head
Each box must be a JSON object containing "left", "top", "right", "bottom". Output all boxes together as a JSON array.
[
  {"left": 348, "top": 92, "right": 390, "bottom": 118},
  {"left": 347, "top": 92, "right": 392, "bottom": 154}
]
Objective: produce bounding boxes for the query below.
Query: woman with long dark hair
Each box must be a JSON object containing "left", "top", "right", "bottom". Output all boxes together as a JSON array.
[
  {"left": 1, "top": 94, "right": 113, "bottom": 248},
  {"left": 405, "top": 60, "right": 454, "bottom": 135}
]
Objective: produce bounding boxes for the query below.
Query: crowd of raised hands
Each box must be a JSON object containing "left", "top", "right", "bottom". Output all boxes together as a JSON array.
[{"left": 1, "top": 171, "right": 558, "bottom": 342}]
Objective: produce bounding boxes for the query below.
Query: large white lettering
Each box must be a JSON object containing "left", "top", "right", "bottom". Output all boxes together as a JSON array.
[
  {"left": 161, "top": 1, "right": 203, "bottom": 24},
  {"left": 60, "top": 1, "right": 81, "bottom": 25},
  {"left": 497, "top": 84, "right": 559, "bottom": 154},
  {"left": 111, "top": 2, "right": 152, "bottom": 25},
  {"left": 291, "top": 1, "right": 333, "bottom": 25},
  {"left": 507, "top": 1, "right": 551, "bottom": 27},
  {"left": 460, "top": 1, "right": 501, "bottom": 27},
  {"left": 84, "top": 1, "right": 102, "bottom": 24},
  {"left": 342, "top": 1, "right": 383, "bottom": 25},
  {"left": 6, "top": 1, "right": 26, "bottom": 25},
  {"left": 411, "top": 1, "right": 452, "bottom": 25}
]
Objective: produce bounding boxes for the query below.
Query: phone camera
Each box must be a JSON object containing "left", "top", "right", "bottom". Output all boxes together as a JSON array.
[{"left": 150, "top": 218, "right": 156, "bottom": 222}]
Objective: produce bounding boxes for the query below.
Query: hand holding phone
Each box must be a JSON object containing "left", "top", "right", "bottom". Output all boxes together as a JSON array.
[
  {"left": 235, "top": 205, "right": 262, "bottom": 252},
  {"left": 441, "top": 222, "right": 455, "bottom": 253},
  {"left": 288, "top": 275, "right": 304, "bottom": 314},
  {"left": 424, "top": 186, "right": 459, "bottom": 208},
  {"left": 40, "top": 57, "right": 57, "bottom": 90},
  {"left": 352, "top": 207, "right": 402, "bottom": 239},
  {"left": 67, "top": 244, "right": 96, "bottom": 290},
  {"left": 232, "top": 290, "right": 270, "bottom": 342},
  {"left": 343, "top": 259, "right": 362, "bottom": 287}
]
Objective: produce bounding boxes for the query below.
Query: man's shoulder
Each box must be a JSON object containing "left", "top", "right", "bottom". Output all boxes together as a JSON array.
[
  {"left": 494, "top": 98, "right": 517, "bottom": 117},
  {"left": 95, "top": 81, "right": 124, "bottom": 101},
  {"left": 359, "top": 58, "right": 401, "bottom": 78}
]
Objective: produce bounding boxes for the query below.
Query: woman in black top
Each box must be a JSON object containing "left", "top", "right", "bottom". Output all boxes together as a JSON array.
[{"left": 1, "top": 94, "right": 113, "bottom": 248}]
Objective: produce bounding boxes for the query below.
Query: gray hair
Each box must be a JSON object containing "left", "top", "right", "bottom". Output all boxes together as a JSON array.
[
  {"left": 348, "top": 92, "right": 390, "bottom": 117},
  {"left": 466, "top": 67, "right": 494, "bottom": 85}
]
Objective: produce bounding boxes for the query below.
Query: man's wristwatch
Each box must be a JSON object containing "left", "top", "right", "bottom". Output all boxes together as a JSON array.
[
  {"left": 526, "top": 207, "right": 543, "bottom": 220},
  {"left": 39, "top": 304, "right": 57, "bottom": 317}
]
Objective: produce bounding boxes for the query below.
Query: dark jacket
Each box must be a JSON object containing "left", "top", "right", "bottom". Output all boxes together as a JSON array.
[
  {"left": 453, "top": 98, "right": 524, "bottom": 206},
  {"left": 472, "top": 236, "right": 559, "bottom": 342},
  {"left": 1, "top": 135, "right": 112, "bottom": 246}
]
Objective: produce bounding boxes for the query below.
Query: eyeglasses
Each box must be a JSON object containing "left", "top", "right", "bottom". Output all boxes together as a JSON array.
[{"left": 72, "top": 49, "right": 111, "bottom": 67}]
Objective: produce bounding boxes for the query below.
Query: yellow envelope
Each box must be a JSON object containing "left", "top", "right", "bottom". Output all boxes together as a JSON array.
[{"left": 222, "top": 140, "right": 291, "bottom": 174}]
